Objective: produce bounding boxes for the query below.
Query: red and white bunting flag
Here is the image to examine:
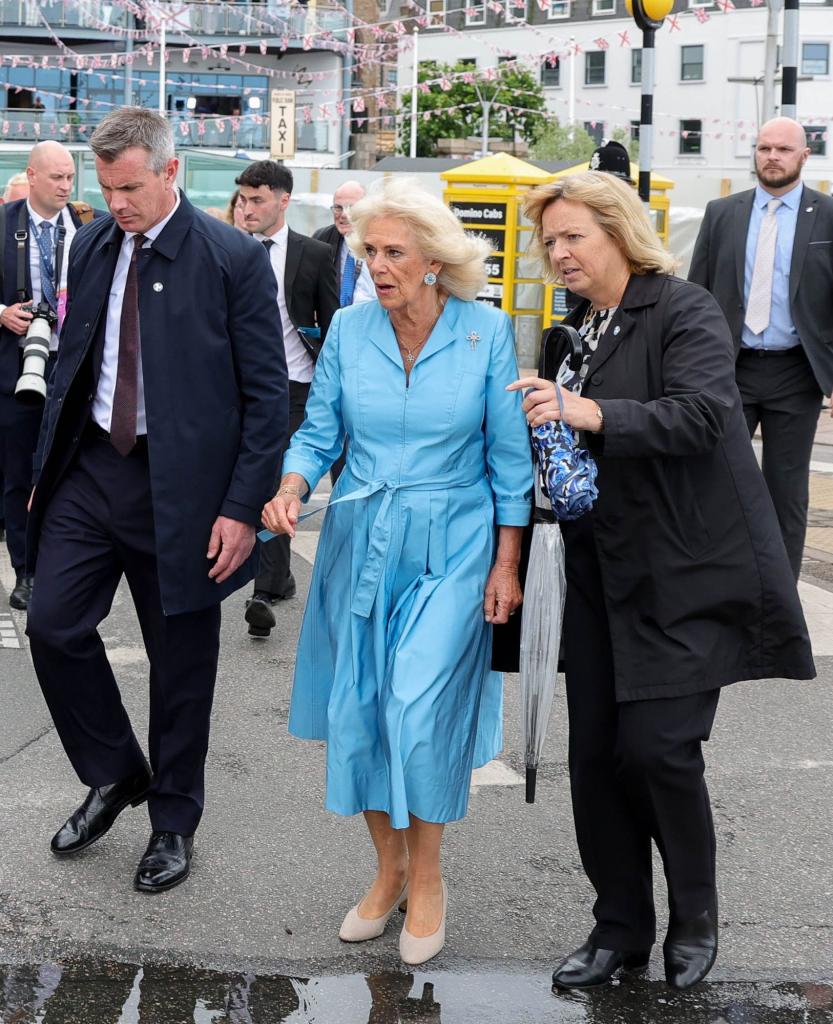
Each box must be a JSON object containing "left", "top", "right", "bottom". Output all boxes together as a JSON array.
[{"left": 618, "top": 29, "right": 630, "bottom": 46}]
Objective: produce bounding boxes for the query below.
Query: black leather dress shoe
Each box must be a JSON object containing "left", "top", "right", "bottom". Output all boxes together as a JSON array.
[
  {"left": 663, "top": 910, "right": 718, "bottom": 989},
  {"left": 244, "top": 592, "right": 278, "bottom": 637},
  {"left": 552, "top": 940, "right": 651, "bottom": 990},
  {"left": 134, "top": 831, "right": 193, "bottom": 893},
  {"left": 51, "top": 763, "right": 153, "bottom": 855},
  {"left": 9, "top": 573, "right": 33, "bottom": 611}
]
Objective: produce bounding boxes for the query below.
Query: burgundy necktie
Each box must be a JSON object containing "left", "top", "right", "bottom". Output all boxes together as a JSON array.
[{"left": 110, "top": 234, "right": 146, "bottom": 456}]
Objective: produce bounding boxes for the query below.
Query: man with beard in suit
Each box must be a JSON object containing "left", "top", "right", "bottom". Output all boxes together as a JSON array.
[
  {"left": 689, "top": 117, "right": 833, "bottom": 580},
  {"left": 235, "top": 160, "right": 338, "bottom": 640}
]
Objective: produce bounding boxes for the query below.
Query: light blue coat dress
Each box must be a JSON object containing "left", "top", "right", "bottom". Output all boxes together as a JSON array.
[{"left": 284, "top": 296, "right": 533, "bottom": 829}]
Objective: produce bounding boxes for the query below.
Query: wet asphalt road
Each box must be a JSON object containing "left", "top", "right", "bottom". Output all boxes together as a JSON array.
[{"left": 0, "top": 510, "right": 832, "bottom": 1022}]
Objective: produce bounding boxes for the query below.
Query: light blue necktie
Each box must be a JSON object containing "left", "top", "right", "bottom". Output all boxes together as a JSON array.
[
  {"left": 340, "top": 252, "right": 357, "bottom": 307},
  {"left": 36, "top": 220, "right": 58, "bottom": 312}
]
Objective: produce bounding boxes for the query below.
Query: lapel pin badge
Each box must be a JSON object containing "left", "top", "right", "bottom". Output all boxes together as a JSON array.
[
  {"left": 806, "top": 207, "right": 813, "bottom": 213},
  {"left": 467, "top": 330, "right": 480, "bottom": 351},
  {"left": 153, "top": 282, "right": 164, "bottom": 292},
  {"left": 613, "top": 325, "right": 621, "bottom": 336}
]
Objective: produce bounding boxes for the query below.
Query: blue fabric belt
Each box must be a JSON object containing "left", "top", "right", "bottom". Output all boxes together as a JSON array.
[{"left": 259, "top": 472, "right": 483, "bottom": 617}]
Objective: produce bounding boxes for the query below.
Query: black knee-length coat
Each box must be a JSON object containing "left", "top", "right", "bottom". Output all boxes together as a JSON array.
[{"left": 494, "top": 272, "right": 815, "bottom": 700}]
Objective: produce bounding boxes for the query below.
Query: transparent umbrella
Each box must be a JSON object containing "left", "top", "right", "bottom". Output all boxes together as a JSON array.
[
  {"left": 519, "top": 512, "right": 565, "bottom": 803},
  {"left": 520, "top": 324, "right": 598, "bottom": 803}
]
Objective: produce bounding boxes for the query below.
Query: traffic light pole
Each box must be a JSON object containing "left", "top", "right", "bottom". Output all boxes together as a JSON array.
[{"left": 638, "top": 27, "right": 656, "bottom": 206}]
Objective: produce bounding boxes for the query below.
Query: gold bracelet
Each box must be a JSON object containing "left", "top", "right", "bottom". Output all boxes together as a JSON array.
[
  {"left": 594, "top": 402, "right": 604, "bottom": 431},
  {"left": 279, "top": 486, "right": 301, "bottom": 497}
]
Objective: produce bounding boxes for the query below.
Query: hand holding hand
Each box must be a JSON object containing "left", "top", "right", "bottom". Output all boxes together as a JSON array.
[
  {"left": 507, "top": 377, "right": 603, "bottom": 433},
  {"left": 206, "top": 516, "right": 256, "bottom": 583}
]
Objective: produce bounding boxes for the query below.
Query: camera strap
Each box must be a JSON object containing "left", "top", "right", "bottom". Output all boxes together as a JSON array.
[{"left": 16, "top": 202, "right": 66, "bottom": 313}]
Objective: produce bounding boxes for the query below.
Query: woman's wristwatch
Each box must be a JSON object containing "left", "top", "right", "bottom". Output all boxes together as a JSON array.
[{"left": 593, "top": 402, "right": 604, "bottom": 431}]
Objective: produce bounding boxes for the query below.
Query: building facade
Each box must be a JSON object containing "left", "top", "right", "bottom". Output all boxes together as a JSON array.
[{"left": 399, "top": 0, "right": 833, "bottom": 202}]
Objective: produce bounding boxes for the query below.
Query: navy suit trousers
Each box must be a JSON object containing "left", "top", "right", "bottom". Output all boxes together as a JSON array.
[
  {"left": 27, "top": 431, "right": 221, "bottom": 835},
  {"left": 0, "top": 391, "right": 44, "bottom": 574}
]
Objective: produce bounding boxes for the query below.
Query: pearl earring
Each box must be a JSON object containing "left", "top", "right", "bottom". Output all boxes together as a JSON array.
[{"left": 423, "top": 272, "right": 437, "bottom": 286}]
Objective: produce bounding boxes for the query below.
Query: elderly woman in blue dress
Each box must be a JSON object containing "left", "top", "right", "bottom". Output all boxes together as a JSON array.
[{"left": 262, "top": 178, "right": 533, "bottom": 965}]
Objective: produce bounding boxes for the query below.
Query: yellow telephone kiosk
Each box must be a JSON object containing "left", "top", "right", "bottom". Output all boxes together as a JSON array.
[
  {"left": 442, "top": 153, "right": 675, "bottom": 365},
  {"left": 441, "top": 153, "right": 556, "bottom": 368}
]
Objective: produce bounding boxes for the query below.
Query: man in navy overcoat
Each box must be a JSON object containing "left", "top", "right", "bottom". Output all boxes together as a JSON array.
[{"left": 26, "top": 108, "right": 288, "bottom": 892}]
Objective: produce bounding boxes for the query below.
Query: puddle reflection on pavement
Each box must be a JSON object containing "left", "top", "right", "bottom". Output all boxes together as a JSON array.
[{"left": 0, "top": 962, "right": 831, "bottom": 1023}]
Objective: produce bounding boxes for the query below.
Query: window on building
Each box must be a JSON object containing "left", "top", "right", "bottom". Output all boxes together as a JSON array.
[
  {"left": 592, "top": 0, "right": 615, "bottom": 13},
  {"left": 465, "top": 0, "right": 486, "bottom": 25},
  {"left": 804, "top": 124, "right": 827, "bottom": 155},
  {"left": 631, "top": 48, "right": 642, "bottom": 85},
  {"left": 687, "top": 0, "right": 712, "bottom": 8},
  {"left": 541, "top": 56, "right": 560, "bottom": 87},
  {"left": 630, "top": 120, "right": 640, "bottom": 143},
  {"left": 458, "top": 58, "right": 477, "bottom": 67},
  {"left": 505, "top": 0, "right": 526, "bottom": 21},
  {"left": 428, "top": 0, "right": 446, "bottom": 24},
  {"left": 548, "top": 0, "right": 570, "bottom": 17},
  {"left": 681, "top": 44, "right": 704, "bottom": 81},
  {"left": 585, "top": 51, "right": 606, "bottom": 86},
  {"left": 679, "top": 118, "right": 702, "bottom": 154},
  {"left": 584, "top": 121, "right": 604, "bottom": 146},
  {"left": 801, "top": 42, "right": 829, "bottom": 76}
]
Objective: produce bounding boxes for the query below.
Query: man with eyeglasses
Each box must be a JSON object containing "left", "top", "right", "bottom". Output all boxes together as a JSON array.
[{"left": 314, "top": 181, "right": 376, "bottom": 308}]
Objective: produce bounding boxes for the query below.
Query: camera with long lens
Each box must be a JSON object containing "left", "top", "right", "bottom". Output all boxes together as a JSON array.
[{"left": 14, "top": 300, "right": 57, "bottom": 405}]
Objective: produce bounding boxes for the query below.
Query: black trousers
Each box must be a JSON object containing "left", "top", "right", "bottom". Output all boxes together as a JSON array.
[
  {"left": 27, "top": 432, "right": 221, "bottom": 835},
  {"left": 0, "top": 392, "right": 44, "bottom": 574},
  {"left": 254, "top": 378, "right": 310, "bottom": 597},
  {"left": 562, "top": 515, "right": 720, "bottom": 950},
  {"left": 736, "top": 346, "right": 822, "bottom": 581}
]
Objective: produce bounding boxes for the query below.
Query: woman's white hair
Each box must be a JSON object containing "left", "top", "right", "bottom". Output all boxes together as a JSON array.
[{"left": 347, "top": 176, "right": 492, "bottom": 301}]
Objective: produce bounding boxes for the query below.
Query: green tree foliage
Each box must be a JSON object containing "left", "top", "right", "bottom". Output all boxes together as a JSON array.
[
  {"left": 398, "top": 60, "right": 548, "bottom": 157},
  {"left": 529, "top": 118, "right": 597, "bottom": 162}
]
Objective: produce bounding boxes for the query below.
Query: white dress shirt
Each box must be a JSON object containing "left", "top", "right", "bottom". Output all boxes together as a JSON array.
[
  {"left": 340, "top": 239, "right": 375, "bottom": 305},
  {"left": 255, "top": 223, "right": 314, "bottom": 384},
  {"left": 25, "top": 202, "right": 76, "bottom": 350},
  {"left": 92, "top": 191, "right": 181, "bottom": 434}
]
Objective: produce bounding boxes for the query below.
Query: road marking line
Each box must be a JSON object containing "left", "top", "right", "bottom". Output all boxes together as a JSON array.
[
  {"left": 292, "top": 531, "right": 321, "bottom": 566},
  {"left": 471, "top": 759, "right": 524, "bottom": 790}
]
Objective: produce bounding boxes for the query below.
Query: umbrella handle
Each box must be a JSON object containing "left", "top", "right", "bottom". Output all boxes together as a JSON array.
[{"left": 525, "top": 766, "right": 537, "bottom": 804}]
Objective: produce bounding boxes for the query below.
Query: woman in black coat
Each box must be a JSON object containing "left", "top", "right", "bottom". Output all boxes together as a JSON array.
[{"left": 510, "top": 171, "right": 815, "bottom": 992}]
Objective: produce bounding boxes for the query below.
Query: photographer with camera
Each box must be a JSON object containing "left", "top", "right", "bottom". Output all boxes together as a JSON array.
[{"left": 0, "top": 141, "right": 95, "bottom": 610}]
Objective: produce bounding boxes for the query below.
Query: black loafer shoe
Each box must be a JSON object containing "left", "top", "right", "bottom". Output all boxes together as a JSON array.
[
  {"left": 134, "top": 831, "right": 193, "bottom": 893},
  {"left": 552, "top": 940, "right": 651, "bottom": 990},
  {"left": 275, "top": 574, "right": 297, "bottom": 601},
  {"left": 244, "top": 592, "right": 277, "bottom": 637},
  {"left": 663, "top": 910, "right": 718, "bottom": 989},
  {"left": 9, "top": 573, "right": 33, "bottom": 611},
  {"left": 51, "top": 762, "right": 153, "bottom": 855}
]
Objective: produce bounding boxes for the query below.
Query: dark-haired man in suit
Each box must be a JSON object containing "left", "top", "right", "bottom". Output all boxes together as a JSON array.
[
  {"left": 235, "top": 159, "right": 338, "bottom": 639},
  {"left": 689, "top": 116, "right": 833, "bottom": 579},
  {"left": 0, "top": 141, "right": 96, "bottom": 610}
]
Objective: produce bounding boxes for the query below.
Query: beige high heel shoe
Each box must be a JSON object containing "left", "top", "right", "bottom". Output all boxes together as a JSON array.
[
  {"left": 399, "top": 880, "right": 447, "bottom": 965},
  {"left": 339, "top": 883, "right": 408, "bottom": 942}
]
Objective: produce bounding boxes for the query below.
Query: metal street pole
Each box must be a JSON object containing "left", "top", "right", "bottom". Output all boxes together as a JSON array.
[
  {"left": 638, "top": 27, "right": 655, "bottom": 206},
  {"left": 567, "top": 35, "right": 575, "bottom": 142},
  {"left": 158, "top": 7, "right": 166, "bottom": 115},
  {"left": 409, "top": 27, "right": 419, "bottom": 159},
  {"left": 124, "top": 8, "right": 134, "bottom": 105},
  {"left": 480, "top": 97, "right": 492, "bottom": 158},
  {"left": 781, "top": 0, "right": 799, "bottom": 118},
  {"left": 762, "top": 0, "right": 783, "bottom": 122},
  {"left": 626, "top": 0, "right": 673, "bottom": 208}
]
